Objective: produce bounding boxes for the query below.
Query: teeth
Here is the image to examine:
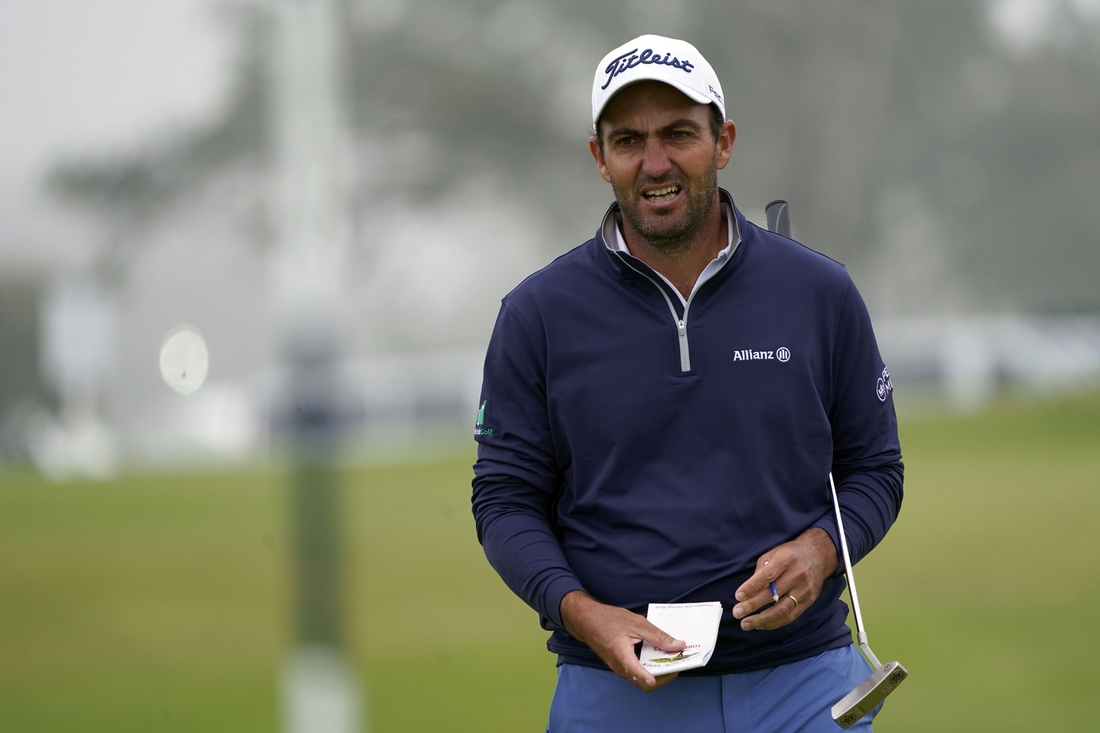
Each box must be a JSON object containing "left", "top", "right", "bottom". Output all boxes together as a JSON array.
[{"left": 644, "top": 186, "right": 680, "bottom": 200}]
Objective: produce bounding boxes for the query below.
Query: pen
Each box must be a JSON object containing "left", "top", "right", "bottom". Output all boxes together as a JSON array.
[{"left": 770, "top": 582, "right": 779, "bottom": 604}]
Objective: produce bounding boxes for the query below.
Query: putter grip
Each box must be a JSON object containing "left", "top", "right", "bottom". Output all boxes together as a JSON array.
[{"left": 764, "top": 199, "right": 791, "bottom": 238}]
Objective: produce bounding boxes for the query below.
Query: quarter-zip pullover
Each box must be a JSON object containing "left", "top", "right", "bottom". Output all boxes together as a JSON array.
[{"left": 472, "top": 190, "right": 904, "bottom": 674}]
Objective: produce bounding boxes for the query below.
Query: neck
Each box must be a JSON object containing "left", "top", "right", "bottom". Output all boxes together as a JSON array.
[{"left": 620, "top": 199, "right": 727, "bottom": 300}]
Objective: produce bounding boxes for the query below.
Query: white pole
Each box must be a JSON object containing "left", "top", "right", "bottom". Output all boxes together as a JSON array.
[
  {"left": 270, "top": 0, "right": 350, "bottom": 321},
  {"left": 270, "top": 1, "right": 362, "bottom": 732}
]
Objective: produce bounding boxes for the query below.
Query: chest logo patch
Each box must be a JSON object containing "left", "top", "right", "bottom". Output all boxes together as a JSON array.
[{"left": 733, "top": 346, "right": 791, "bottom": 362}]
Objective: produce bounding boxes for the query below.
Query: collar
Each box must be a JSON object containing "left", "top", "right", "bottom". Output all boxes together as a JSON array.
[{"left": 601, "top": 191, "right": 743, "bottom": 307}]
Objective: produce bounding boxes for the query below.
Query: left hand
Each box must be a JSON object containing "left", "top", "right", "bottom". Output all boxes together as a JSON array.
[{"left": 732, "top": 527, "right": 838, "bottom": 631}]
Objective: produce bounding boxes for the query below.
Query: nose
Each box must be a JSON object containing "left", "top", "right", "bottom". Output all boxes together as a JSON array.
[{"left": 641, "top": 138, "right": 673, "bottom": 178}]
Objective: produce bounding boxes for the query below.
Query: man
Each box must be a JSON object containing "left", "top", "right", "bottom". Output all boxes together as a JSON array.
[{"left": 472, "top": 34, "right": 903, "bottom": 732}]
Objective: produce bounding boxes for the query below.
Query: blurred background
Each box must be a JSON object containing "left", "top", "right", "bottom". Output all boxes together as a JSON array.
[{"left": 0, "top": 0, "right": 1098, "bottom": 731}]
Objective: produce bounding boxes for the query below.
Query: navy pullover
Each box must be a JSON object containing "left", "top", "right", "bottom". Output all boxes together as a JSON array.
[{"left": 472, "top": 192, "right": 903, "bottom": 674}]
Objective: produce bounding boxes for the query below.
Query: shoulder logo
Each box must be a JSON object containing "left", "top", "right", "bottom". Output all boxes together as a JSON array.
[
  {"left": 474, "top": 400, "right": 494, "bottom": 437},
  {"left": 733, "top": 346, "right": 791, "bottom": 363},
  {"left": 876, "top": 367, "right": 894, "bottom": 402}
]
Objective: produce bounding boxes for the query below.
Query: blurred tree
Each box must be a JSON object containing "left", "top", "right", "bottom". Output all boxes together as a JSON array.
[
  {"left": 46, "top": 0, "right": 1100, "bottom": 314},
  {"left": 46, "top": 3, "right": 270, "bottom": 287},
  {"left": 0, "top": 278, "right": 53, "bottom": 464}
]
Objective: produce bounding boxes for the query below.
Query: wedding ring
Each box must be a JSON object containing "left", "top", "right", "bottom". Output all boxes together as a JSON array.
[{"left": 788, "top": 594, "right": 799, "bottom": 608}]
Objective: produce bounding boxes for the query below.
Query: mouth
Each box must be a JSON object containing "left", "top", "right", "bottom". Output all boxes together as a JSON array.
[{"left": 642, "top": 185, "right": 681, "bottom": 203}]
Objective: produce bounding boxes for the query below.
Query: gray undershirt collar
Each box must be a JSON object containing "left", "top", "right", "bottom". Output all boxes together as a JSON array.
[{"left": 604, "top": 201, "right": 742, "bottom": 307}]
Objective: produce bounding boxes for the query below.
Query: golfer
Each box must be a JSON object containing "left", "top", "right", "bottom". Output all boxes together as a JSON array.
[{"left": 472, "top": 34, "right": 903, "bottom": 732}]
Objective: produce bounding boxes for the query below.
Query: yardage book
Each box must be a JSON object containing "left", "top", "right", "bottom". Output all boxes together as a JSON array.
[{"left": 639, "top": 601, "right": 723, "bottom": 676}]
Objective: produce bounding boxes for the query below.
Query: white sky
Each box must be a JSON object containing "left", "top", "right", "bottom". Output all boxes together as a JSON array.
[
  {"left": 0, "top": 0, "right": 232, "bottom": 180},
  {"left": 989, "top": 0, "right": 1100, "bottom": 49}
]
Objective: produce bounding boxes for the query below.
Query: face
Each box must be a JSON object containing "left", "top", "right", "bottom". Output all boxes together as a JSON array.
[{"left": 590, "top": 81, "right": 735, "bottom": 252}]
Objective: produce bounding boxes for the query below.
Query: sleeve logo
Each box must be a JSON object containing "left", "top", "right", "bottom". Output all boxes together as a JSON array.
[
  {"left": 876, "top": 366, "right": 894, "bottom": 402},
  {"left": 474, "top": 400, "right": 494, "bottom": 437}
]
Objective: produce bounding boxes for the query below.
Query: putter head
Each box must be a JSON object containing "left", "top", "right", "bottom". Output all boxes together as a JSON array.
[{"left": 831, "top": 661, "right": 908, "bottom": 728}]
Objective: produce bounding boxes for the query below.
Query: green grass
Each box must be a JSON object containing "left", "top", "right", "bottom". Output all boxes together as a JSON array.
[
  {"left": 858, "top": 394, "right": 1100, "bottom": 732},
  {"left": 1, "top": 392, "right": 1098, "bottom": 731}
]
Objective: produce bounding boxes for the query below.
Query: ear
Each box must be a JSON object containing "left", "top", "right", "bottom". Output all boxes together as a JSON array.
[
  {"left": 589, "top": 136, "right": 613, "bottom": 184},
  {"left": 715, "top": 120, "right": 736, "bottom": 171}
]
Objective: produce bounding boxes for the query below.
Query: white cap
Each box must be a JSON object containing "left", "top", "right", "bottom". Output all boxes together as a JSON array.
[{"left": 591, "top": 34, "right": 725, "bottom": 127}]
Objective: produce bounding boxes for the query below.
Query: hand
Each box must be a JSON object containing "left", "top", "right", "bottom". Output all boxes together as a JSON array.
[
  {"left": 559, "top": 590, "right": 686, "bottom": 692},
  {"left": 732, "top": 527, "right": 838, "bottom": 631}
]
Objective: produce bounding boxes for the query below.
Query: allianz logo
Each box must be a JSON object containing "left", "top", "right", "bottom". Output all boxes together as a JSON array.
[{"left": 733, "top": 347, "right": 791, "bottom": 363}]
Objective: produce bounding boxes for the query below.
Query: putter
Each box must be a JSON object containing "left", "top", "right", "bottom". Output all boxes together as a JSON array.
[
  {"left": 828, "top": 472, "right": 908, "bottom": 728},
  {"left": 764, "top": 203, "right": 907, "bottom": 724}
]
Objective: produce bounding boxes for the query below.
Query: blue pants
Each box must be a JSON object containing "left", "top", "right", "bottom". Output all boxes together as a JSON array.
[{"left": 547, "top": 645, "right": 880, "bottom": 732}]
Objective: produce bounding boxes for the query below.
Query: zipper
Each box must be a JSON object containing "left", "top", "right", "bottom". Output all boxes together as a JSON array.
[
  {"left": 676, "top": 319, "right": 688, "bottom": 371},
  {"left": 614, "top": 253, "right": 693, "bottom": 373}
]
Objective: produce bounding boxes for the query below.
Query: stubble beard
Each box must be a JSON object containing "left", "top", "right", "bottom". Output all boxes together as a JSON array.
[{"left": 612, "top": 160, "right": 720, "bottom": 256}]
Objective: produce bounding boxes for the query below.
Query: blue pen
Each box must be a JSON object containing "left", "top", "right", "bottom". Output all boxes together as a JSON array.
[{"left": 762, "top": 561, "right": 779, "bottom": 604}]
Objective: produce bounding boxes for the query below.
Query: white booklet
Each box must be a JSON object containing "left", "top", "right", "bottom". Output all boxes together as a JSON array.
[{"left": 639, "top": 601, "right": 723, "bottom": 676}]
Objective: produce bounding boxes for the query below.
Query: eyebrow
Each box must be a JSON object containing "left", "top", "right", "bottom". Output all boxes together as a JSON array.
[{"left": 607, "top": 117, "right": 704, "bottom": 140}]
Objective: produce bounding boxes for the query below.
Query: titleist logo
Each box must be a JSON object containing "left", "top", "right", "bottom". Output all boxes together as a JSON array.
[{"left": 601, "top": 48, "right": 695, "bottom": 90}]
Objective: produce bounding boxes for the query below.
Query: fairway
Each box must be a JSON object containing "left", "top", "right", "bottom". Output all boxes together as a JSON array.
[{"left": 1, "top": 393, "right": 1098, "bottom": 732}]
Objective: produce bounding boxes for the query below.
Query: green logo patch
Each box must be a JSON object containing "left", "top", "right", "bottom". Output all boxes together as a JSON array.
[{"left": 474, "top": 400, "right": 493, "bottom": 436}]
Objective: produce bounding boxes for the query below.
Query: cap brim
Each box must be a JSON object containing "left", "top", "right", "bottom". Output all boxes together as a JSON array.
[{"left": 593, "top": 79, "right": 717, "bottom": 126}]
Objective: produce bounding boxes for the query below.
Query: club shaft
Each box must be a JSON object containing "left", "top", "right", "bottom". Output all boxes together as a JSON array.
[{"left": 829, "top": 472, "right": 881, "bottom": 669}]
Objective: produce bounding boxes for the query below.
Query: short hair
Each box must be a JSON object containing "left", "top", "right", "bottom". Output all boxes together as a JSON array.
[{"left": 593, "top": 102, "right": 726, "bottom": 153}]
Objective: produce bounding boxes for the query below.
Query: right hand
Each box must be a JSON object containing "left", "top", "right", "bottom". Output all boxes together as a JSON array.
[{"left": 559, "top": 590, "right": 686, "bottom": 692}]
